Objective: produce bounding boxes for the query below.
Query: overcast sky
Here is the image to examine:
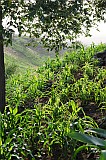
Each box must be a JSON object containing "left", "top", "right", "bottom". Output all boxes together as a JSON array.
[{"left": 78, "top": 22, "right": 106, "bottom": 45}]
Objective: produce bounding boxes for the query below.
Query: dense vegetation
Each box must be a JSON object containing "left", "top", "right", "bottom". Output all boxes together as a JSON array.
[
  {"left": 1, "top": 0, "right": 106, "bottom": 113},
  {"left": 1, "top": 43, "right": 106, "bottom": 160}
]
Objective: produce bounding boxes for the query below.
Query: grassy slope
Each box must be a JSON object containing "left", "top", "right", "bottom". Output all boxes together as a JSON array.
[
  {"left": 4, "top": 36, "right": 65, "bottom": 74},
  {"left": 6, "top": 43, "right": 106, "bottom": 117},
  {"left": 2, "top": 43, "right": 106, "bottom": 160}
]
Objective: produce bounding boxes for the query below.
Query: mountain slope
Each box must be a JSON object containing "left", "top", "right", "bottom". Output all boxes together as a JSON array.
[{"left": 4, "top": 36, "right": 65, "bottom": 71}]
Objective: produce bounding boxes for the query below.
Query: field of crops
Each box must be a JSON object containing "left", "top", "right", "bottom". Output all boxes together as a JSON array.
[{"left": 1, "top": 43, "right": 106, "bottom": 160}]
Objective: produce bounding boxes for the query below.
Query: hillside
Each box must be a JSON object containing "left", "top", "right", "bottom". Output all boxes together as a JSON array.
[
  {"left": 4, "top": 36, "right": 66, "bottom": 75},
  {"left": 1, "top": 43, "right": 106, "bottom": 160}
]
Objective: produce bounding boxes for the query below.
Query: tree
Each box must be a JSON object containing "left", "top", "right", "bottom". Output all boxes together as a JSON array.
[
  {"left": 0, "top": 0, "right": 106, "bottom": 113},
  {"left": 0, "top": 2, "right": 5, "bottom": 113}
]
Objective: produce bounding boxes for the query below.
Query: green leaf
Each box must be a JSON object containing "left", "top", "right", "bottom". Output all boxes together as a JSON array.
[
  {"left": 100, "top": 150, "right": 106, "bottom": 160},
  {"left": 87, "top": 128, "right": 106, "bottom": 138},
  {"left": 9, "top": 145, "right": 14, "bottom": 152},
  {"left": 9, "top": 106, "right": 13, "bottom": 114},
  {"left": 70, "top": 132, "right": 106, "bottom": 149},
  {"left": 4, "top": 137, "right": 13, "bottom": 147},
  {"left": 0, "top": 138, "right": 2, "bottom": 146},
  {"left": 13, "top": 106, "right": 18, "bottom": 115},
  {"left": 72, "top": 145, "right": 89, "bottom": 160}
]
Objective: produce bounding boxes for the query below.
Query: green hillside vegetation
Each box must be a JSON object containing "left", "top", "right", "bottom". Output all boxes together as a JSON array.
[
  {"left": 1, "top": 43, "right": 106, "bottom": 160},
  {"left": 4, "top": 36, "right": 66, "bottom": 77}
]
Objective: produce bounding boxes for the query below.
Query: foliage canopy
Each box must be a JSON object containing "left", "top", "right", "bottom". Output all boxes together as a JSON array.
[{"left": 1, "top": 0, "right": 106, "bottom": 51}]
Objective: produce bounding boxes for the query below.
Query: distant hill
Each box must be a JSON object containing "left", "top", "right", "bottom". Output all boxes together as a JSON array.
[{"left": 4, "top": 36, "right": 65, "bottom": 72}]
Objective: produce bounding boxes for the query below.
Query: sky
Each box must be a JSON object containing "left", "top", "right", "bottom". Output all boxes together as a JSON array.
[{"left": 78, "top": 22, "right": 106, "bottom": 45}]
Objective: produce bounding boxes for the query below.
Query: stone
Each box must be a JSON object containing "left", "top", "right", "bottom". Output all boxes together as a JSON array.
[{"left": 94, "top": 50, "right": 106, "bottom": 66}]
